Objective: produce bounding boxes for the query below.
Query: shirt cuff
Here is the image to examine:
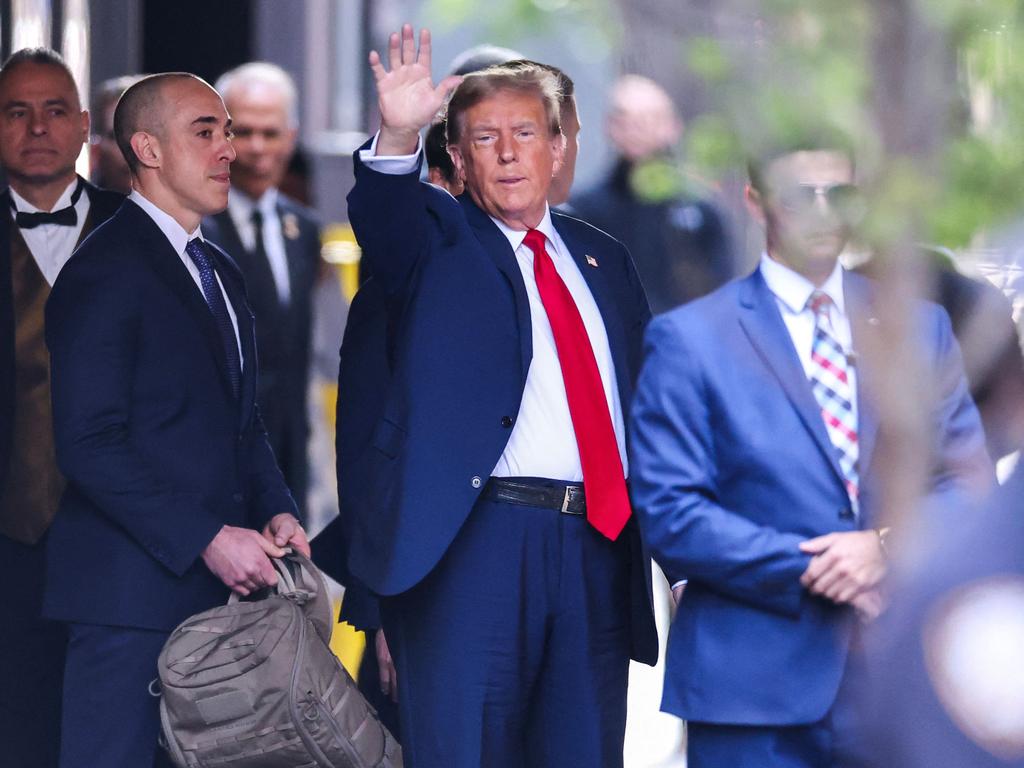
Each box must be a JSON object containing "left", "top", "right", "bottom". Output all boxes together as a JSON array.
[
  {"left": 359, "top": 131, "right": 422, "bottom": 175},
  {"left": 672, "top": 579, "right": 688, "bottom": 591}
]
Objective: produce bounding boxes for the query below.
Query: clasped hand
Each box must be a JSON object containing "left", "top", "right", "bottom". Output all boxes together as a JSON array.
[
  {"left": 799, "top": 530, "right": 887, "bottom": 621},
  {"left": 201, "top": 513, "right": 310, "bottom": 596}
]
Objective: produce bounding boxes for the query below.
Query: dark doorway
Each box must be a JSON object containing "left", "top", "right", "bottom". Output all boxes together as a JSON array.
[{"left": 142, "top": 0, "right": 253, "bottom": 83}]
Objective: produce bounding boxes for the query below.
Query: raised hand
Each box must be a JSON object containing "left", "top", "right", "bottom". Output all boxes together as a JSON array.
[{"left": 369, "top": 24, "right": 462, "bottom": 155}]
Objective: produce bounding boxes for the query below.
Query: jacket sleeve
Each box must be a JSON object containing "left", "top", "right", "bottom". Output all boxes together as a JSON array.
[
  {"left": 244, "top": 404, "right": 299, "bottom": 530},
  {"left": 629, "top": 316, "right": 813, "bottom": 617},
  {"left": 47, "top": 261, "right": 224, "bottom": 577},
  {"left": 346, "top": 142, "right": 431, "bottom": 296},
  {"left": 924, "top": 305, "right": 994, "bottom": 502}
]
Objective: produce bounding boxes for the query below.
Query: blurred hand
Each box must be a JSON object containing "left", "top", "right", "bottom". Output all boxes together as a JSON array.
[
  {"left": 376, "top": 629, "right": 398, "bottom": 703},
  {"left": 263, "top": 513, "right": 310, "bottom": 558},
  {"left": 671, "top": 582, "right": 686, "bottom": 607},
  {"left": 799, "top": 530, "right": 886, "bottom": 604},
  {"left": 852, "top": 589, "right": 886, "bottom": 623},
  {"left": 202, "top": 525, "right": 284, "bottom": 596}
]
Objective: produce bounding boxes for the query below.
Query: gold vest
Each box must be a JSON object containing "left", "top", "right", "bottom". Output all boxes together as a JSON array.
[{"left": 0, "top": 214, "right": 93, "bottom": 544}]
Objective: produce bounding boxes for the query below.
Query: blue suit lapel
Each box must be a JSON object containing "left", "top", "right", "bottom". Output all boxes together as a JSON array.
[
  {"left": 553, "top": 216, "right": 633, "bottom": 408},
  {"left": 845, "top": 272, "right": 879, "bottom": 477},
  {"left": 737, "top": 269, "right": 847, "bottom": 489},
  {"left": 458, "top": 194, "right": 533, "bottom": 385}
]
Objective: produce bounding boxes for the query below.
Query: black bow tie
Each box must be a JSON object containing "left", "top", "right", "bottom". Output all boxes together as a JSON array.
[{"left": 11, "top": 181, "right": 83, "bottom": 230}]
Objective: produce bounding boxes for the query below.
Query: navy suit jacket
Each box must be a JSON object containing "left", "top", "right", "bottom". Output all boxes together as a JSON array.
[
  {"left": 630, "top": 267, "right": 992, "bottom": 725},
  {"left": 0, "top": 180, "right": 123, "bottom": 502},
  {"left": 44, "top": 200, "right": 297, "bottom": 631},
  {"left": 339, "top": 146, "right": 658, "bottom": 663}
]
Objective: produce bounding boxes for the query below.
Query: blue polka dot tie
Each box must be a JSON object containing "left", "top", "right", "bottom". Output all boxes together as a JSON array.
[{"left": 185, "top": 239, "right": 241, "bottom": 397}]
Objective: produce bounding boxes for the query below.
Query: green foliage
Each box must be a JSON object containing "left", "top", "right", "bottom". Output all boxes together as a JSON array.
[
  {"left": 683, "top": 1, "right": 1024, "bottom": 249},
  {"left": 424, "top": 0, "right": 617, "bottom": 46}
]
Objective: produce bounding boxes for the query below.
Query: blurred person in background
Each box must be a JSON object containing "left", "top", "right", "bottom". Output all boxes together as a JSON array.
[
  {"left": 0, "top": 47, "right": 124, "bottom": 768},
  {"left": 630, "top": 136, "right": 992, "bottom": 768},
  {"left": 856, "top": 245, "right": 1024, "bottom": 464},
  {"left": 863, "top": 463, "right": 1024, "bottom": 767},
  {"left": 89, "top": 74, "right": 143, "bottom": 194},
  {"left": 205, "top": 62, "right": 321, "bottom": 520},
  {"left": 572, "top": 74, "right": 735, "bottom": 312}
]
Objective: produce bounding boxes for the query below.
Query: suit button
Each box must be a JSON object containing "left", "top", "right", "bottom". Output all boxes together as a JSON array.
[
  {"left": 471, "top": 476, "right": 482, "bottom": 489},
  {"left": 232, "top": 493, "right": 243, "bottom": 503},
  {"left": 501, "top": 416, "right": 513, "bottom": 428},
  {"left": 839, "top": 507, "right": 854, "bottom": 520}
]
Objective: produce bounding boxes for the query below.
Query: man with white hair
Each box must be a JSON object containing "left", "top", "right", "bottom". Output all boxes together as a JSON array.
[{"left": 204, "top": 62, "right": 321, "bottom": 518}]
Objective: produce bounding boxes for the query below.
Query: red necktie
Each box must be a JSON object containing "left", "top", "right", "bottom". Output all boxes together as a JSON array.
[{"left": 523, "top": 229, "right": 631, "bottom": 540}]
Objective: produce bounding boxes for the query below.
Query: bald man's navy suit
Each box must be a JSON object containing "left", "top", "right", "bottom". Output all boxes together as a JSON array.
[
  {"left": 45, "top": 200, "right": 296, "bottom": 767},
  {"left": 340, "top": 144, "right": 657, "bottom": 766}
]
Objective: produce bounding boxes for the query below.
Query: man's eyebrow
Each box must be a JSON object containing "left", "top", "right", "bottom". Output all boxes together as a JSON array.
[
  {"left": 2, "top": 97, "right": 71, "bottom": 110},
  {"left": 191, "top": 115, "right": 219, "bottom": 126}
]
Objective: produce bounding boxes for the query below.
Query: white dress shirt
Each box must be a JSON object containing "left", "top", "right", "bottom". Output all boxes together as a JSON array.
[
  {"left": 361, "top": 135, "right": 628, "bottom": 480},
  {"left": 9, "top": 178, "right": 90, "bottom": 285},
  {"left": 759, "top": 252, "right": 858, "bottom": 422},
  {"left": 226, "top": 187, "right": 292, "bottom": 304},
  {"left": 128, "top": 190, "right": 244, "bottom": 367}
]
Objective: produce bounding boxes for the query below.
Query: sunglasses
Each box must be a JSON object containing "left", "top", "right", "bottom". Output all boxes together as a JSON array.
[{"left": 773, "top": 183, "right": 864, "bottom": 221}]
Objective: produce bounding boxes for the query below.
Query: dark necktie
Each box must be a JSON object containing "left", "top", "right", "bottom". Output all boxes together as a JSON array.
[
  {"left": 523, "top": 228, "right": 631, "bottom": 541},
  {"left": 11, "top": 180, "right": 83, "bottom": 229},
  {"left": 185, "top": 239, "right": 242, "bottom": 397}
]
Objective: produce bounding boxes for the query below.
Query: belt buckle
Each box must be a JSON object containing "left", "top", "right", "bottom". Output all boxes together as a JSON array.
[{"left": 560, "top": 485, "right": 573, "bottom": 513}]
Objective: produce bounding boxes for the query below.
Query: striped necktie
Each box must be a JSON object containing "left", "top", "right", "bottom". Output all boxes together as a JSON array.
[{"left": 807, "top": 291, "right": 859, "bottom": 511}]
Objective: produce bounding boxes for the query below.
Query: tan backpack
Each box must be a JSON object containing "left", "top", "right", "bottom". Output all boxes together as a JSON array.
[{"left": 157, "top": 550, "right": 402, "bottom": 767}]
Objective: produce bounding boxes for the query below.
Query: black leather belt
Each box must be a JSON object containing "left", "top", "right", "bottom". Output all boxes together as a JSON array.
[{"left": 482, "top": 478, "right": 586, "bottom": 515}]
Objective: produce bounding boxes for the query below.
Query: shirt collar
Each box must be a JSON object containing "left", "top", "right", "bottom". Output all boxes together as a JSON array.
[
  {"left": 228, "top": 187, "right": 278, "bottom": 221},
  {"left": 128, "top": 190, "right": 203, "bottom": 255},
  {"left": 9, "top": 176, "right": 82, "bottom": 214},
  {"left": 759, "top": 252, "right": 846, "bottom": 315},
  {"left": 490, "top": 205, "right": 557, "bottom": 255}
]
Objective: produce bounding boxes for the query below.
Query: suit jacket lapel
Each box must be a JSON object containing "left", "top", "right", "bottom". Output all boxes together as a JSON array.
[
  {"left": 277, "top": 201, "right": 305, "bottom": 306},
  {"left": 738, "top": 269, "right": 847, "bottom": 488},
  {"left": 553, "top": 216, "right": 633, "bottom": 407},
  {"left": 459, "top": 194, "right": 533, "bottom": 381},
  {"left": 208, "top": 243, "right": 258, "bottom": 429},
  {"left": 122, "top": 202, "right": 236, "bottom": 400},
  {"left": 0, "top": 192, "right": 13, "bottom": 490},
  {"left": 845, "top": 272, "right": 879, "bottom": 477}
]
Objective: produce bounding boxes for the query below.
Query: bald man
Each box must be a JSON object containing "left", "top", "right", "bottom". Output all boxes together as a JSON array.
[
  {"left": 571, "top": 74, "right": 735, "bottom": 312},
  {"left": 45, "top": 72, "right": 307, "bottom": 768}
]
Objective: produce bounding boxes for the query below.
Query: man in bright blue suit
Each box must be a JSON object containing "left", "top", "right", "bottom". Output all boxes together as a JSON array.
[
  {"left": 339, "top": 24, "right": 656, "bottom": 767},
  {"left": 45, "top": 73, "right": 309, "bottom": 768},
  {"left": 630, "top": 138, "right": 992, "bottom": 767}
]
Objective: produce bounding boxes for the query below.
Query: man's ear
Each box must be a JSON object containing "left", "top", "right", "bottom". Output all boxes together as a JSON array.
[
  {"left": 550, "top": 132, "right": 566, "bottom": 178},
  {"left": 745, "top": 183, "right": 767, "bottom": 227},
  {"left": 130, "top": 131, "right": 161, "bottom": 170},
  {"left": 79, "top": 109, "right": 90, "bottom": 147},
  {"left": 447, "top": 144, "right": 466, "bottom": 183}
]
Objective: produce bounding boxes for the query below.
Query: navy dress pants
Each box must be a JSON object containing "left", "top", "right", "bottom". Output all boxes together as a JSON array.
[
  {"left": 59, "top": 623, "right": 173, "bottom": 768},
  {"left": 381, "top": 486, "right": 633, "bottom": 768},
  {"left": 0, "top": 532, "right": 66, "bottom": 768}
]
